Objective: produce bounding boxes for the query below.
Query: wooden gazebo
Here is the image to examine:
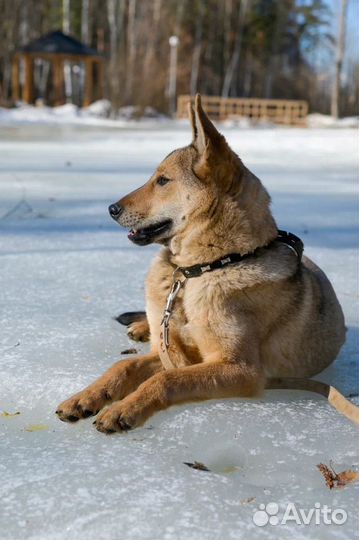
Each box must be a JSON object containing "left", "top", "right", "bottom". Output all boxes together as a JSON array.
[{"left": 12, "top": 30, "right": 104, "bottom": 106}]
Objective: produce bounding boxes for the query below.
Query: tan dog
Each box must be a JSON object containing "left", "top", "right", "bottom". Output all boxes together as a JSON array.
[{"left": 56, "top": 95, "right": 358, "bottom": 432}]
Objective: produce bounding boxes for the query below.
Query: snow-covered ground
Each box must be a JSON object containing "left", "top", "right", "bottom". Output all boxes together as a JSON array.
[
  {"left": 1, "top": 101, "right": 358, "bottom": 129},
  {"left": 0, "top": 101, "right": 169, "bottom": 128},
  {"left": 0, "top": 124, "right": 358, "bottom": 540}
]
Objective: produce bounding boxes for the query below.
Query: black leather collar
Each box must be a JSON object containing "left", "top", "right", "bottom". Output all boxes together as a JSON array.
[{"left": 178, "top": 230, "right": 303, "bottom": 279}]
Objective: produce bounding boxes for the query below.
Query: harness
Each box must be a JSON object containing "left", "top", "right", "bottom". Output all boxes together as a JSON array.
[{"left": 159, "top": 230, "right": 303, "bottom": 369}]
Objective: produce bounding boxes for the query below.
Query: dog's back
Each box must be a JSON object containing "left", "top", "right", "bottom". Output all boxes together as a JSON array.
[{"left": 258, "top": 253, "right": 345, "bottom": 378}]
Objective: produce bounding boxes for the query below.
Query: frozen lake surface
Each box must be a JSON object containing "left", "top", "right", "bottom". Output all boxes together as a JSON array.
[{"left": 0, "top": 124, "right": 358, "bottom": 540}]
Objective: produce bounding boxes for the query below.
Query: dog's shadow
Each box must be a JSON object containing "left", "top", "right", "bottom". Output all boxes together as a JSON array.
[{"left": 313, "top": 325, "right": 359, "bottom": 397}]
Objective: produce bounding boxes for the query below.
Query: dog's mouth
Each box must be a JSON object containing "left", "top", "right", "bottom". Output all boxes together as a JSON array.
[{"left": 128, "top": 219, "right": 173, "bottom": 246}]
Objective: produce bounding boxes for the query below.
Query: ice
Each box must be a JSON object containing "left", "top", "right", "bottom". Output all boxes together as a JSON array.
[{"left": 0, "top": 124, "right": 358, "bottom": 540}]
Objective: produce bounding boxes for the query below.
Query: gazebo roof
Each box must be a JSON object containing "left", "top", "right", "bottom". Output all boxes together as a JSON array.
[{"left": 18, "top": 30, "right": 102, "bottom": 57}]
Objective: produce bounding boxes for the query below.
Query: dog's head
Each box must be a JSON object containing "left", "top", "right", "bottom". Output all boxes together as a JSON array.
[{"left": 109, "top": 94, "right": 243, "bottom": 246}]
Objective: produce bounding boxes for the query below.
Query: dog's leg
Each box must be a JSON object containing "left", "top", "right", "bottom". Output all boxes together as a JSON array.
[
  {"left": 56, "top": 353, "right": 162, "bottom": 422},
  {"left": 95, "top": 361, "right": 264, "bottom": 433}
]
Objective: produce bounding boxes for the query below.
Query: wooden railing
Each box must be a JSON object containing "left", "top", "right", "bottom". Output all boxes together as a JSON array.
[{"left": 177, "top": 95, "right": 308, "bottom": 126}]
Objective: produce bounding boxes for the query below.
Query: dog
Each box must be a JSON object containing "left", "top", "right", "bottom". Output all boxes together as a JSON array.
[{"left": 56, "top": 94, "right": 358, "bottom": 432}]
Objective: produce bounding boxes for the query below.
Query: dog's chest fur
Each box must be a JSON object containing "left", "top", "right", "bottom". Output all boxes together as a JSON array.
[{"left": 145, "top": 245, "right": 301, "bottom": 368}]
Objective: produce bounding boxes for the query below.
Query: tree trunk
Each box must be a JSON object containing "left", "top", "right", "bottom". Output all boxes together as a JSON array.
[
  {"left": 62, "top": 0, "right": 72, "bottom": 103},
  {"left": 107, "top": 0, "right": 117, "bottom": 108},
  {"left": 190, "top": 0, "right": 204, "bottom": 95},
  {"left": 62, "top": 0, "right": 70, "bottom": 33},
  {"left": 143, "top": 0, "right": 162, "bottom": 82},
  {"left": 81, "top": 0, "right": 90, "bottom": 43},
  {"left": 222, "top": 0, "right": 233, "bottom": 77},
  {"left": 125, "top": 0, "right": 137, "bottom": 102},
  {"left": 107, "top": 0, "right": 124, "bottom": 111},
  {"left": 221, "top": 0, "right": 248, "bottom": 98},
  {"left": 331, "top": 0, "right": 347, "bottom": 118},
  {"left": 264, "top": 3, "right": 287, "bottom": 99},
  {"left": 19, "top": 1, "right": 29, "bottom": 45}
]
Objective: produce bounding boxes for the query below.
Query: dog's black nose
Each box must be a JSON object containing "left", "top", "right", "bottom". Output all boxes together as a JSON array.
[{"left": 109, "top": 203, "right": 123, "bottom": 219}]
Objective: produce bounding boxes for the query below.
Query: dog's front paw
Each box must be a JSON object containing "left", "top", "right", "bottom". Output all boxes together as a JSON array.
[
  {"left": 127, "top": 320, "right": 150, "bottom": 342},
  {"left": 94, "top": 401, "right": 137, "bottom": 434},
  {"left": 56, "top": 388, "right": 110, "bottom": 423}
]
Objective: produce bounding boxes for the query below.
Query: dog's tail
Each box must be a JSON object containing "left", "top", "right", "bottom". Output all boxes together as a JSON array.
[
  {"left": 267, "top": 377, "right": 359, "bottom": 425},
  {"left": 114, "top": 311, "right": 147, "bottom": 326}
]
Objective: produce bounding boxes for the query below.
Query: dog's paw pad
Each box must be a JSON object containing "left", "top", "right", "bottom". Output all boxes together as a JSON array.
[
  {"left": 118, "top": 418, "right": 131, "bottom": 431},
  {"left": 94, "top": 413, "right": 133, "bottom": 434}
]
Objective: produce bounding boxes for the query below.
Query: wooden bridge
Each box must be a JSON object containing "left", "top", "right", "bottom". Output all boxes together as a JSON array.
[{"left": 177, "top": 95, "right": 308, "bottom": 126}]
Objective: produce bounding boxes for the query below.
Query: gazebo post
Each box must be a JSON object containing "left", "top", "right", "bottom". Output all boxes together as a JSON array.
[
  {"left": 23, "top": 54, "right": 34, "bottom": 103},
  {"left": 11, "top": 54, "right": 20, "bottom": 102},
  {"left": 84, "top": 57, "right": 93, "bottom": 107},
  {"left": 96, "top": 58, "right": 104, "bottom": 100},
  {"left": 53, "top": 56, "right": 64, "bottom": 106}
]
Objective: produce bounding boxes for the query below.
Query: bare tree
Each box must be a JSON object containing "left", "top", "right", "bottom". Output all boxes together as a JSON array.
[
  {"left": 221, "top": 0, "right": 248, "bottom": 98},
  {"left": 124, "top": 0, "right": 137, "bottom": 102},
  {"left": 81, "top": 0, "right": 90, "bottom": 43},
  {"left": 62, "top": 0, "right": 72, "bottom": 102},
  {"left": 331, "top": 0, "right": 348, "bottom": 118},
  {"left": 107, "top": 0, "right": 118, "bottom": 108},
  {"left": 190, "top": 0, "right": 204, "bottom": 95},
  {"left": 222, "top": 0, "right": 233, "bottom": 76},
  {"left": 62, "top": 0, "right": 70, "bottom": 33},
  {"left": 143, "top": 0, "right": 162, "bottom": 82},
  {"left": 264, "top": 3, "right": 287, "bottom": 99},
  {"left": 19, "top": 1, "right": 29, "bottom": 45}
]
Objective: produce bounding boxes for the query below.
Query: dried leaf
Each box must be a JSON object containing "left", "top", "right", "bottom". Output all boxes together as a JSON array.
[
  {"left": 317, "top": 463, "right": 335, "bottom": 489},
  {"left": 317, "top": 462, "right": 358, "bottom": 489},
  {"left": 121, "top": 348, "right": 138, "bottom": 355},
  {"left": 183, "top": 461, "right": 210, "bottom": 472},
  {"left": 241, "top": 497, "right": 256, "bottom": 505},
  {"left": 0, "top": 411, "right": 20, "bottom": 417},
  {"left": 25, "top": 424, "right": 49, "bottom": 432}
]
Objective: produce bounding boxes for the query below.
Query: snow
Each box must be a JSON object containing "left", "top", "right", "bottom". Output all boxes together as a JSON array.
[
  {"left": 0, "top": 124, "right": 358, "bottom": 540},
  {"left": 0, "top": 101, "right": 169, "bottom": 128},
  {"left": 307, "top": 113, "right": 359, "bottom": 129},
  {"left": 1, "top": 102, "right": 358, "bottom": 129}
]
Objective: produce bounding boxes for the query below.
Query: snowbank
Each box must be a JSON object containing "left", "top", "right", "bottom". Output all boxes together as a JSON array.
[
  {"left": 1, "top": 102, "right": 358, "bottom": 129},
  {"left": 307, "top": 113, "right": 359, "bottom": 129},
  {"left": 0, "top": 100, "right": 169, "bottom": 127}
]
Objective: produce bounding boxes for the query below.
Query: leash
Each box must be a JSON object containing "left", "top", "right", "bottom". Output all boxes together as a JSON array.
[
  {"left": 159, "top": 230, "right": 303, "bottom": 368},
  {"left": 159, "top": 270, "right": 187, "bottom": 369}
]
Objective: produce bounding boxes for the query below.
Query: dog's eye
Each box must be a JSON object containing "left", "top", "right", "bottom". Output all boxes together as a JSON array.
[{"left": 157, "top": 175, "right": 171, "bottom": 186}]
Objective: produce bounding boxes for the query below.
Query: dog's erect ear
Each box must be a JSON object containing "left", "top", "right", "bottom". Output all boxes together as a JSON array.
[
  {"left": 192, "top": 94, "right": 223, "bottom": 154},
  {"left": 188, "top": 102, "right": 197, "bottom": 142},
  {"left": 190, "top": 94, "right": 233, "bottom": 180}
]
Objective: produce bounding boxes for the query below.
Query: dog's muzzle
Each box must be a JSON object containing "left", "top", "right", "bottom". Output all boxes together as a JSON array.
[{"left": 108, "top": 203, "right": 124, "bottom": 221}]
